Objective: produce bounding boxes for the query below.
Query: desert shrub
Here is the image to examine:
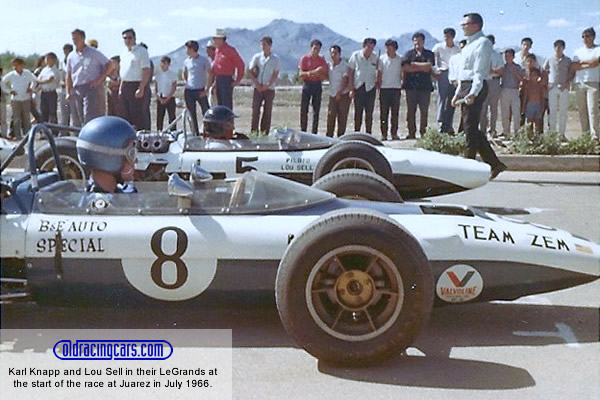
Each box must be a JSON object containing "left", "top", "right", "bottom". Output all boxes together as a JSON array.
[
  {"left": 563, "top": 133, "right": 600, "bottom": 155},
  {"left": 416, "top": 128, "right": 466, "bottom": 155},
  {"left": 510, "top": 126, "right": 562, "bottom": 155}
]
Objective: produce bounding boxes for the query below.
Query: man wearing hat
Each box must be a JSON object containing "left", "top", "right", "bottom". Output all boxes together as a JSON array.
[{"left": 208, "top": 29, "right": 245, "bottom": 110}]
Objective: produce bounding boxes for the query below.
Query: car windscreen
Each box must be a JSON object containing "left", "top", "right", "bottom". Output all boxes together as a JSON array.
[
  {"left": 33, "top": 172, "right": 335, "bottom": 215},
  {"left": 184, "top": 128, "right": 337, "bottom": 152}
]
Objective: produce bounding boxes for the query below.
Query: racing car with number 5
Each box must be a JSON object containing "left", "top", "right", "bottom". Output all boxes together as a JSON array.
[{"left": 35, "top": 126, "right": 491, "bottom": 200}]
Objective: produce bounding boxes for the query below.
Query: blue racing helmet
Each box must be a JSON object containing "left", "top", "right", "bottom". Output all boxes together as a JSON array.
[{"left": 77, "top": 116, "right": 137, "bottom": 174}]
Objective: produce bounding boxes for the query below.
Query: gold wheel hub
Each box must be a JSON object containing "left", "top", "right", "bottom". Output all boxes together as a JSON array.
[{"left": 335, "top": 270, "right": 375, "bottom": 310}]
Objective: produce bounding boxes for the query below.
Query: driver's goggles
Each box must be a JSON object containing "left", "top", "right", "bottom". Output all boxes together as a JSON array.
[{"left": 124, "top": 141, "right": 137, "bottom": 164}]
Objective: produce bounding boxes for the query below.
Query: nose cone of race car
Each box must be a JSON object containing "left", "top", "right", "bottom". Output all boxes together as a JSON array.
[{"left": 383, "top": 147, "right": 492, "bottom": 190}]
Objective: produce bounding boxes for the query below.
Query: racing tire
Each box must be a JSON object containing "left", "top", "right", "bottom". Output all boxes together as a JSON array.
[
  {"left": 275, "top": 209, "right": 433, "bottom": 365},
  {"left": 313, "top": 141, "right": 393, "bottom": 183},
  {"left": 311, "top": 169, "right": 403, "bottom": 202},
  {"left": 339, "top": 132, "right": 383, "bottom": 146},
  {"left": 35, "top": 138, "right": 88, "bottom": 180}
]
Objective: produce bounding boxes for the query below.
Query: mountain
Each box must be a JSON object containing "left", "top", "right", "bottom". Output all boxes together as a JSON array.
[{"left": 153, "top": 19, "right": 439, "bottom": 75}]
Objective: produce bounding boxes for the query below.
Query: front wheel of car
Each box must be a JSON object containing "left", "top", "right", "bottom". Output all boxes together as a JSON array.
[
  {"left": 313, "top": 141, "right": 393, "bottom": 183},
  {"left": 311, "top": 169, "right": 403, "bottom": 202},
  {"left": 275, "top": 210, "right": 433, "bottom": 365},
  {"left": 339, "top": 132, "right": 384, "bottom": 146}
]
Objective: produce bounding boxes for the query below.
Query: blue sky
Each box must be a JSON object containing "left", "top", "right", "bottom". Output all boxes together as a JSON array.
[{"left": 1, "top": 0, "right": 598, "bottom": 59}]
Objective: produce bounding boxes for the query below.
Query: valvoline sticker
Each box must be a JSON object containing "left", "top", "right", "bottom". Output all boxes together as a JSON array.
[{"left": 436, "top": 264, "right": 483, "bottom": 303}]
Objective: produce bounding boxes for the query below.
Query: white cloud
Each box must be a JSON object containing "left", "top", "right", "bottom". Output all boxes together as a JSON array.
[
  {"left": 547, "top": 18, "right": 571, "bottom": 28},
  {"left": 40, "top": 1, "right": 108, "bottom": 21},
  {"left": 585, "top": 11, "right": 600, "bottom": 16},
  {"left": 169, "top": 6, "right": 279, "bottom": 20},
  {"left": 140, "top": 18, "right": 162, "bottom": 28},
  {"left": 500, "top": 24, "right": 531, "bottom": 32}
]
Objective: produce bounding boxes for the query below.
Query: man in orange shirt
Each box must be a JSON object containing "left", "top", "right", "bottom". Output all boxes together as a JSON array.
[{"left": 208, "top": 29, "right": 245, "bottom": 111}]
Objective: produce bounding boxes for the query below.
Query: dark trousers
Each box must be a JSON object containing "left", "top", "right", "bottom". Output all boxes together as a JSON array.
[
  {"left": 405, "top": 89, "right": 431, "bottom": 138},
  {"left": 41, "top": 91, "right": 57, "bottom": 123},
  {"left": 326, "top": 94, "right": 351, "bottom": 137},
  {"left": 120, "top": 81, "right": 151, "bottom": 130},
  {"left": 379, "top": 88, "right": 401, "bottom": 137},
  {"left": 354, "top": 84, "right": 376, "bottom": 133},
  {"left": 157, "top": 97, "right": 176, "bottom": 131},
  {"left": 251, "top": 88, "right": 275, "bottom": 134},
  {"left": 184, "top": 88, "right": 210, "bottom": 134},
  {"left": 107, "top": 89, "right": 124, "bottom": 117},
  {"left": 300, "top": 81, "right": 322, "bottom": 133},
  {"left": 459, "top": 81, "right": 501, "bottom": 168},
  {"left": 215, "top": 75, "right": 234, "bottom": 110}
]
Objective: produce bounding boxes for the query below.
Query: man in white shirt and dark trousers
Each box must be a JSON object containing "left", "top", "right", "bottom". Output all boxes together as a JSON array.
[
  {"left": 432, "top": 28, "right": 460, "bottom": 134},
  {"left": 452, "top": 13, "right": 506, "bottom": 179},
  {"left": 348, "top": 38, "right": 379, "bottom": 134},
  {"left": 571, "top": 27, "right": 600, "bottom": 139},
  {"left": 326, "top": 45, "right": 351, "bottom": 137},
  {"left": 1, "top": 58, "right": 36, "bottom": 139},
  {"left": 479, "top": 34, "right": 503, "bottom": 136},
  {"left": 37, "top": 52, "right": 61, "bottom": 123},
  {"left": 119, "top": 28, "right": 152, "bottom": 130},
  {"left": 249, "top": 36, "right": 280, "bottom": 134},
  {"left": 378, "top": 39, "right": 402, "bottom": 140},
  {"left": 154, "top": 56, "right": 177, "bottom": 131}
]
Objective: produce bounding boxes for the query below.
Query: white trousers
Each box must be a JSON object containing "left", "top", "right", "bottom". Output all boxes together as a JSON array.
[{"left": 547, "top": 86, "right": 569, "bottom": 135}]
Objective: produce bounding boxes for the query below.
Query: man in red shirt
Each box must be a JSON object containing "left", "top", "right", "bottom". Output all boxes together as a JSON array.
[
  {"left": 298, "top": 39, "right": 328, "bottom": 133},
  {"left": 207, "top": 29, "right": 244, "bottom": 111}
]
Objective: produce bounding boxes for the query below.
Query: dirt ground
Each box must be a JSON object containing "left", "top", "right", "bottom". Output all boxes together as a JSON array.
[{"left": 190, "top": 85, "right": 587, "bottom": 141}]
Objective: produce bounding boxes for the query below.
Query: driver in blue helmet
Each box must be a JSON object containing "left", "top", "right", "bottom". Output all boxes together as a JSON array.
[
  {"left": 203, "top": 105, "right": 248, "bottom": 149},
  {"left": 76, "top": 116, "right": 138, "bottom": 193}
]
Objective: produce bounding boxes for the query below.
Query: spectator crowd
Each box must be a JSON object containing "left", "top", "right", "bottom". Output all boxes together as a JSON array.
[{"left": 1, "top": 20, "right": 599, "bottom": 148}]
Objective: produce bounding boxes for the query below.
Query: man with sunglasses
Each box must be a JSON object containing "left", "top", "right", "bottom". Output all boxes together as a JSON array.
[
  {"left": 571, "top": 27, "right": 600, "bottom": 139},
  {"left": 77, "top": 116, "right": 138, "bottom": 193},
  {"left": 119, "top": 28, "right": 152, "bottom": 130}
]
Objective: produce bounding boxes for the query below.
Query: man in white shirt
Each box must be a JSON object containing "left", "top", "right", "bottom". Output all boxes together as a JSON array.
[
  {"left": 451, "top": 13, "right": 506, "bottom": 179},
  {"left": 248, "top": 36, "right": 280, "bottom": 134},
  {"left": 326, "top": 45, "right": 351, "bottom": 137},
  {"left": 0, "top": 67, "right": 8, "bottom": 137},
  {"left": 58, "top": 43, "right": 73, "bottom": 129},
  {"left": 432, "top": 28, "right": 460, "bottom": 134},
  {"left": 348, "top": 38, "right": 379, "bottom": 134},
  {"left": 1, "top": 58, "right": 36, "bottom": 139},
  {"left": 571, "top": 27, "right": 600, "bottom": 138},
  {"left": 154, "top": 56, "right": 178, "bottom": 131},
  {"left": 37, "top": 52, "right": 61, "bottom": 123},
  {"left": 479, "top": 34, "right": 504, "bottom": 136},
  {"left": 378, "top": 39, "right": 403, "bottom": 140},
  {"left": 119, "top": 28, "right": 152, "bottom": 130}
]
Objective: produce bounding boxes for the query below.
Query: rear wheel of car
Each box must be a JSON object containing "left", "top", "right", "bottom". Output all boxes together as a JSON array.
[
  {"left": 339, "top": 133, "right": 383, "bottom": 146},
  {"left": 35, "top": 139, "right": 88, "bottom": 180},
  {"left": 311, "top": 169, "right": 402, "bottom": 202},
  {"left": 313, "top": 141, "right": 393, "bottom": 183},
  {"left": 275, "top": 210, "right": 433, "bottom": 365}
]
